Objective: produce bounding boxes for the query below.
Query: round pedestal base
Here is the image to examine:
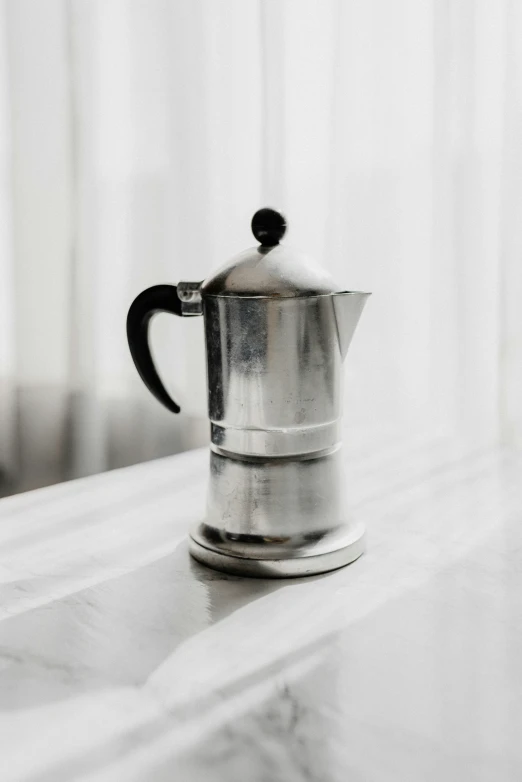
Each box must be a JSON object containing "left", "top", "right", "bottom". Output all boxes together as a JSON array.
[{"left": 188, "top": 522, "right": 365, "bottom": 579}]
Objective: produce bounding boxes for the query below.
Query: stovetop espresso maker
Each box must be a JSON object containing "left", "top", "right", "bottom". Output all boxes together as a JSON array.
[{"left": 127, "top": 209, "right": 370, "bottom": 577}]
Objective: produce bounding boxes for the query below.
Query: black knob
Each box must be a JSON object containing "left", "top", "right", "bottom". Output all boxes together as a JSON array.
[{"left": 251, "top": 208, "right": 287, "bottom": 247}]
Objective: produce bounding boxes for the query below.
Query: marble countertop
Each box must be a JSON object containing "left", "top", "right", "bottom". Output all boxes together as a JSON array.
[{"left": 1, "top": 435, "right": 521, "bottom": 781}]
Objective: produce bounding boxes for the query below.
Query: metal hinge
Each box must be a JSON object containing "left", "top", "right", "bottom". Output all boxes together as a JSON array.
[{"left": 177, "top": 281, "right": 203, "bottom": 316}]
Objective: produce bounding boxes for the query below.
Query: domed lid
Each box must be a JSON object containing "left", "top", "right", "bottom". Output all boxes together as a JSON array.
[{"left": 201, "top": 208, "right": 338, "bottom": 298}]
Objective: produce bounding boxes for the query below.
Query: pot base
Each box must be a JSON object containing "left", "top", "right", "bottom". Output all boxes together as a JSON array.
[{"left": 188, "top": 522, "right": 365, "bottom": 579}]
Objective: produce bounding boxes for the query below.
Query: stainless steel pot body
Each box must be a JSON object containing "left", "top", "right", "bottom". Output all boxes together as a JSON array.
[
  {"left": 127, "top": 258, "right": 369, "bottom": 577},
  {"left": 203, "top": 294, "right": 343, "bottom": 459},
  {"left": 189, "top": 448, "right": 365, "bottom": 578},
  {"left": 186, "top": 292, "right": 366, "bottom": 578}
]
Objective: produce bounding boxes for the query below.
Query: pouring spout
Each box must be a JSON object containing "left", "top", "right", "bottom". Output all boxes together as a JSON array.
[{"left": 332, "top": 291, "right": 371, "bottom": 361}]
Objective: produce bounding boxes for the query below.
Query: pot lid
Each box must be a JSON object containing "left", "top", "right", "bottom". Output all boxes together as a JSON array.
[{"left": 201, "top": 208, "right": 338, "bottom": 298}]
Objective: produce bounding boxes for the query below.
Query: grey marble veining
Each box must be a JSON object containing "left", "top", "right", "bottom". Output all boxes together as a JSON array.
[{"left": 1, "top": 435, "right": 522, "bottom": 780}]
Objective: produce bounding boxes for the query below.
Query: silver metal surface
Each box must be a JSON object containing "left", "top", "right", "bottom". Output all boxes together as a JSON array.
[
  {"left": 210, "top": 421, "right": 341, "bottom": 459},
  {"left": 178, "top": 285, "right": 369, "bottom": 577},
  {"left": 177, "top": 280, "right": 203, "bottom": 315},
  {"left": 201, "top": 243, "right": 339, "bottom": 298},
  {"left": 170, "top": 214, "right": 371, "bottom": 578},
  {"left": 205, "top": 447, "right": 346, "bottom": 540},
  {"left": 189, "top": 525, "right": 365, "bottom": 578},
  {"left": 202, "top": 292, "right": 369, "bottom": 457},
  {"left": 189, "top": 448, "right": 365, "bottom": 578}
]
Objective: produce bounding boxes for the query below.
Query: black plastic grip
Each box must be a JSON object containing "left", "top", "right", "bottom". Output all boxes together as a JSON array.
[{"left": 126, "top": 284, "right": 183, "bottom": 414}]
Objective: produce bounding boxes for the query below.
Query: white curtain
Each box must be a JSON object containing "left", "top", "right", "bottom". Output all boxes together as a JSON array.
[{"left": 1, "top": 0, "right": 522, "bottom": 494}]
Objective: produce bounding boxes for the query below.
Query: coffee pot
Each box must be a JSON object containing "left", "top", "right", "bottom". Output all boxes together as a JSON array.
[{"left": 127, "top": 208, "right": 370, "bottom": 577}]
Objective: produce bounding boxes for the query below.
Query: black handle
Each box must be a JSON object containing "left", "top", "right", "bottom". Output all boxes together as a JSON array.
[{"left": 126, "top": 284, "right": 183, "bottom": 414}]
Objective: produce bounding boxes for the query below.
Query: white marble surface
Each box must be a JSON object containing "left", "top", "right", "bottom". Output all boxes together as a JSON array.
[{"left": 1, "top": 434, "right": 522, "bottom": 781}]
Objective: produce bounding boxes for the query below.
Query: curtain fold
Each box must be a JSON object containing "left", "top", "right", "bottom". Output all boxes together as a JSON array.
[{"left": 1, "top": 0, "right": 521, "bottom": 495}]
